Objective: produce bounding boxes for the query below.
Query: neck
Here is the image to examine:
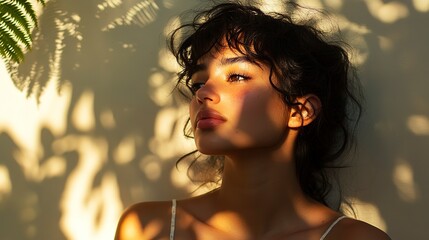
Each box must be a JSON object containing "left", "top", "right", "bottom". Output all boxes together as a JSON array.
[
  {"left": 220, "top": 133, "right": 299, "bottom": 198},
  {"left": 186, "top": 131, "right": 337, "bottom": 238},
  {"left": 219, "top": 149, "right": 304, "bottom": 209},
  {"left": 206, "top": 146, "right": 319, "bottom": 238}
]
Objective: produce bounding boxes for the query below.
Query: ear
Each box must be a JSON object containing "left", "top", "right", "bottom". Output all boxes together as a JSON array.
[{"left": 288, "top": 94, "right": 321, "bottom": 128}]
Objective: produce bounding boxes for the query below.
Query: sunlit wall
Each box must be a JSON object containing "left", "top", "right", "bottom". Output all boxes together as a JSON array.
[{"left": 1, "top": 0, "right": 428, "bottom": 239}]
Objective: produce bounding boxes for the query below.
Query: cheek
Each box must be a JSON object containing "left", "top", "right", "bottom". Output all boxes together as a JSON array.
[
  {"left": 243, "top": 89, "right": 286, "bottom": 118},
  {"left": 241, "top": 91, "right": 288, "bottom": 133},
  {"left": 267, "top": 95, "right": 288, "bottom": 123}
]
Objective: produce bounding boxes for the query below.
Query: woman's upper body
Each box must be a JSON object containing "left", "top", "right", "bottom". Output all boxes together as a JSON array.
[
  {"left": 115, "top": 191, "right": 390, "bottom": 240},
  {"left": 116, "top": 2, "right": 391, "bottom": 239}
]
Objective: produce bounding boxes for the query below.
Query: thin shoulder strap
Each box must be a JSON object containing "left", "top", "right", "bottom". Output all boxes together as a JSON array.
[
  {"left": 320, "top": 215, "right": 347, "bottom": 240},
  {"left": 169, "top": 199, "right": 177, "bottom": 240}
]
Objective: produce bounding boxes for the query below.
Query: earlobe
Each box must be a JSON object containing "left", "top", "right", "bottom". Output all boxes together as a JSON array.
[{"left": 288, "top": 94, "right": 321, "bottom": 128}]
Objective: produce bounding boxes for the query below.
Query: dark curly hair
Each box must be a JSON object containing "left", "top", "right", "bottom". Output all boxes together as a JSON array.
[{"left": 169, "top": 1, "right": 362, "bottom": 210}]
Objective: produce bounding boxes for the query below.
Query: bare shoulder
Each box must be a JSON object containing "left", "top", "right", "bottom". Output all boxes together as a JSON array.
[
  {"left": 329, "top": 217, "right": 392, "bottom": 240},
  {"left": 115, "top": 200, "right": 173, "bottom": 240}
]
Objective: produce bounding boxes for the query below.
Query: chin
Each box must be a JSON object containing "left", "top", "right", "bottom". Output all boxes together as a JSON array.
[
  {"left": 195, "top": 146, "right": 226, "bottom": 155},
  {"left": 195, "top": 142, "right": 238, "bottom": 156}
]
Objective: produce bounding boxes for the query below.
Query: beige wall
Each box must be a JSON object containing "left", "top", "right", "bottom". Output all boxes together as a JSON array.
[{"left": 1, "top": 0, "right": 428, "bottom": 239}]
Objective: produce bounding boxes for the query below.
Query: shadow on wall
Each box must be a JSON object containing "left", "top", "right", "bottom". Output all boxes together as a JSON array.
[
  {"left": 0, "top": 0, "right": 428, "bottom": 239},
  {"left": 1, "top": 0, "right": 200, "bottom": 239},
  {"left": 341, "top": 1, "right": 429, "bottom": 239}
]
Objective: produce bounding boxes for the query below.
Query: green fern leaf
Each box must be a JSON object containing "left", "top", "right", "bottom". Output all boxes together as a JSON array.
[
  {"left": 13, "top": 0, "right": 39, "bottom": 28},
  {"left": 0, "top": 1, "right": 33, "bottom": 33},
  {"left": 0, "top": 0, "right": 42, "bottom": 63},
  {"left": 0, "top": 26, "right": 25, "bottom": 62},
  {"left": 1, "top": 15, "right": 32, "bottom": 49}
]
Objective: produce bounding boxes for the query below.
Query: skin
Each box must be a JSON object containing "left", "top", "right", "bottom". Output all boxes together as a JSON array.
[{"left": 115, "top": 48, "right": 391, "bottom": 240}]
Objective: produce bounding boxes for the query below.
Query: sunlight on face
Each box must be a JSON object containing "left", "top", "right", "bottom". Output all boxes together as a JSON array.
[{"left": 189, "top": 47, "right": 288, "bottom": 156}]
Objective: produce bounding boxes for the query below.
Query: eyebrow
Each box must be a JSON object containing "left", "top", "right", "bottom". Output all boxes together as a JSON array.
[
  {"left": 220, "top": 56, "right": 253, "bottom": 65},
  {"left": 194, "top": 56, "right": 255, "bottom": 72}
]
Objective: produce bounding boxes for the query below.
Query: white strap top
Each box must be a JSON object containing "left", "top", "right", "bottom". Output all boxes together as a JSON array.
[
  {"left": 170, "top": 199, "right": 177, "bottom": 240},
  {"left": 169, "top": 199, "right": 346, "bottom": 240},
  {"left": 320, "top": 215, "right": 347, "bottom": 240}
]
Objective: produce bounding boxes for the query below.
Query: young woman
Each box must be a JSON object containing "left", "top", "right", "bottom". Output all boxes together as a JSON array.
[{"left": 115, "top": 2, "right": 391, "bottom": 240}]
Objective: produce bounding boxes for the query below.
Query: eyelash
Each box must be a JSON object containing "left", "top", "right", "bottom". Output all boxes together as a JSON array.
[
  {"left": 188, "top": 73, "right": 251, "bottom": 94},
  {"left": 227, "top": 73, "right": 250, "bottom": 82}
]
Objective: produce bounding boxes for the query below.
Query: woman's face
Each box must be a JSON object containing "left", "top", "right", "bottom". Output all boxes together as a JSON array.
[{"left": 189, "top": 47, "right": 290, "bottom": 155}]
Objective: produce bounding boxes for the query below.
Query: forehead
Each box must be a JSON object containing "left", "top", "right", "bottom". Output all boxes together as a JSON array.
[
  {"left": 195, "top": 34, "right": 256, "bottom": 60},
  {"left": 197, "top": 46, "right": 243, "bottom": 64}
]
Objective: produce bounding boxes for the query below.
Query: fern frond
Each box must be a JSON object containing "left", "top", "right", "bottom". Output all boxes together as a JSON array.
[
  {"left": 1, "top": 15, "right": 32, "bottom": 49},
  {"left": 0, "top": 1, "right": 33, "bottom": 32},
  {"left": 13, "top": 0, "right": 39, "bottom": 28},
  {"left": 0, "top": 0, "right": 41, "bottom": 63},
  {"left": 0, "top": 26, "right": 25, "bottom": 62},
  {"left": 37, "top": 0, "right": 46, "bottom": 6}
]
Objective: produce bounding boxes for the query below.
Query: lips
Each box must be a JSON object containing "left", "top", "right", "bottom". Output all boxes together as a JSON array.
[{"left": 195, "top": 109, "right": 227, "bottom": 130}]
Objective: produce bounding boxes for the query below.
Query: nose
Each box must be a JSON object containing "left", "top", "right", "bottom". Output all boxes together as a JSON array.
[{"left": 195, "top": 81, "right": 220, "bottom": 104}]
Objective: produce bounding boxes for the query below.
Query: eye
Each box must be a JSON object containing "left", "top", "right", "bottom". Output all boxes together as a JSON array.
[
  {"left": 189, "top": 82, "right": 205, "bottom": 94},
  {"left": 227, "top": 73, "right": 250, "bottom": 82}
]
